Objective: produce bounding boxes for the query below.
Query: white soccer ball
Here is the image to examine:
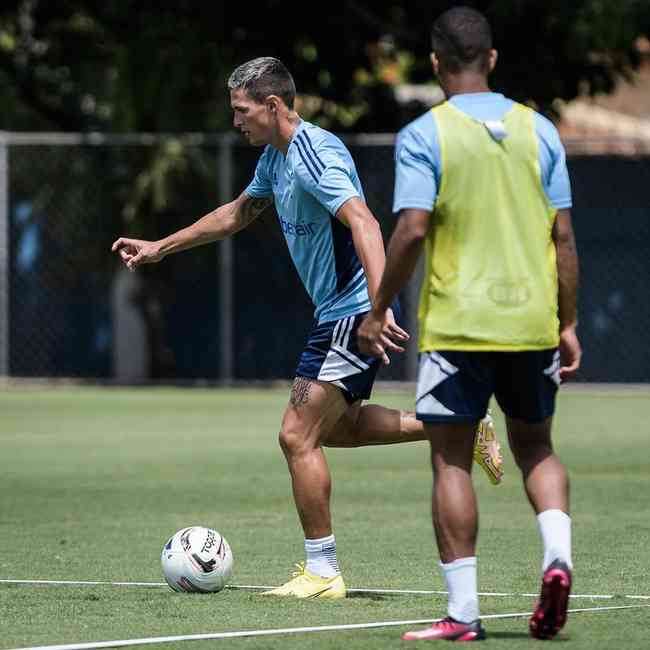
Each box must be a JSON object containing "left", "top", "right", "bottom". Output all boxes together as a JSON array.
[{"left": 161, "top": 526, "right": 233, "bottom": 593}]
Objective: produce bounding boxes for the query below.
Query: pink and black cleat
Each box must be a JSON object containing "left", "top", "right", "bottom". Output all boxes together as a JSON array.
[
  {"left": 529, "top": 559, "right": 573, "bottom": 640},
  {"left": 403, "top": 617, "right": 486, "bottom": 642}
]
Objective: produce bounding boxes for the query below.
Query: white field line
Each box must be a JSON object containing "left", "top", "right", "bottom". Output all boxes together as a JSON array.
[
  {"left": 1, "top": 578, "right": 648, "bottom": 601},
  {"left": 0, "top": 580, "right": 168, "bottom": 588},
  {"left": 5, "top": 604, "right": 649, "bottom": 650}
]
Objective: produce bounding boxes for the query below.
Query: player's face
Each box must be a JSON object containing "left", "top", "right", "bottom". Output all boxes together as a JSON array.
[{"left": 230, "top": 89, "right": 274, "bottom": 146}]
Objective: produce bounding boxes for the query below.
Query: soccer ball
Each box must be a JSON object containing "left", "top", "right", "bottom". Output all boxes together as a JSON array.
[{"left": 161, "top": 526, "right": 233, "bottom": 593}]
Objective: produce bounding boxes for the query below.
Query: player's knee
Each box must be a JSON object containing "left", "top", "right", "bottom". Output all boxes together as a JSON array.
[
  {"left": 278, "top": 427, "right": 293, "bottom": 456},
  {"left": 278, "top": 425, "right": 310, "bottom": 457}
]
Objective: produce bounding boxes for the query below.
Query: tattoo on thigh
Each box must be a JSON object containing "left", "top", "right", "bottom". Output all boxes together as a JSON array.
[{"left": 290, "top": 377, "right": 312, "bottom": 407}]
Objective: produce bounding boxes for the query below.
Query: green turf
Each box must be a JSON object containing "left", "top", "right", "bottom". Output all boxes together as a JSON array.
[{"left": 0, "top": 386, "right": 648, "bottom": 649}]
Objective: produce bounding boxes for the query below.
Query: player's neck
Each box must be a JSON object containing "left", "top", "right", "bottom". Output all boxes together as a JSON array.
[
  {"left": 273, "top": 112, "right": 301, "bottom": 156},
  {"left": 442, "top": 74, "right": 491, "bottom": 99}
]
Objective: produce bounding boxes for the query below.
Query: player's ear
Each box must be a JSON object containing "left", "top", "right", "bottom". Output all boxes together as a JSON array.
[
  {"left": 487, "top": 49, "right": 498, "bottom": 73},
  {"left": 266, "top": 95, "right": 282, "bottom": 114},
  {"left": 430, "top": 52, "right": 440, "bottom": 75}
]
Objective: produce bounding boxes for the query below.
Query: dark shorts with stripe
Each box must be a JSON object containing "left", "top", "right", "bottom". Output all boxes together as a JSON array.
[
  {"left": 415, "top": 349, "right": 560, "bottom": 424},
  {"left": 296, "top": 303, "right": 400, "bottom": 404}
]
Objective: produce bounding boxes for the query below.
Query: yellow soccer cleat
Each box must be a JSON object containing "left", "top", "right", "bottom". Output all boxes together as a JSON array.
[
  {"left": 260, "top": 563, "right": 346, "bottom": 599},
  {"left": 473, "top": 410, "right": 503, "bottom": 485}
]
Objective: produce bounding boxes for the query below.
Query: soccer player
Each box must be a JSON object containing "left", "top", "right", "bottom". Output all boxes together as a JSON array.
[
  {"left": 112, "top": 57, "right": 500, "bottom": 600},
  {"left": 359, "top": 7, "right": 580, "bottom": 641}
]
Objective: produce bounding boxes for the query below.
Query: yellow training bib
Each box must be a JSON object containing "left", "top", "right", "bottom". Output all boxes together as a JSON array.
[{"left": 418, "top": 101, "right": 559, "bottom": 351}]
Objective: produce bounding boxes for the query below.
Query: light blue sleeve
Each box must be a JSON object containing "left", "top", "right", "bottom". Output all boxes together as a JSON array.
[
  {"left": 534, "top": 114, "right": 572, "bottom": 209},
  {"left": 393, "top": 115, "right": 440, "bottom": 214},
  {"left": 293, "top": 133, "right": 360, "bottom": 216},
  {"left": 244, "top": 146, "right": 274, "bottom": 197}
]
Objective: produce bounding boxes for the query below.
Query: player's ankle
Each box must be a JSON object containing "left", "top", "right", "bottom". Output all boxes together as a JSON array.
[
  {"left": 305, "top": 534, "right": 340, "bottom": 577},
  {"left": 537, "top": 510, "right": 572, "bottom": 570}
]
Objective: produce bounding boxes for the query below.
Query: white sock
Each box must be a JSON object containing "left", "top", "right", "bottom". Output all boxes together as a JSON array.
[
  {"left": 537, "top": 509, "right": 573, "bottom": 571},
  {"left": 305, "top": 534, "right": 340, "bottom": 578},
  {"left": 440, "top": 556, "right": 480, "bottom": 623}
]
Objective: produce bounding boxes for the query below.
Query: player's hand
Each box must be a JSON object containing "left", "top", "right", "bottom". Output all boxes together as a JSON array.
[
  {"left": 358, "top": 308, "right": 409, "bottom": 365},
  {"left": 111, "top": 237, "right": 164, "bottom": 271},
  {"left": 559, "top": 324, "right": 581, "bottom": 381}
]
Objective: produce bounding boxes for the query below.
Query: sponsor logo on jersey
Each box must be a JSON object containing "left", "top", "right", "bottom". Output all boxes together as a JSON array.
[{"left": 279, "top": 217, "right": 317, "bottom": 237}]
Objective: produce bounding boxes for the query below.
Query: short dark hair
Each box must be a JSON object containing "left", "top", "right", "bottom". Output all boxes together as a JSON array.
[
  {"left": 431, "top": 7, "right": 493, "bottom": 73},
  {"left": 227, "top": 57, "right": 296, "bottom": 109}
]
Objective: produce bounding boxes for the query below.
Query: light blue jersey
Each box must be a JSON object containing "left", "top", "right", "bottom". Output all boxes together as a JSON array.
[
  {"left": 245, "top": 120, "right": 371, "bottom": 323},
  {"left": 393, "top": 92, "right": 572, "bottom": 213}
]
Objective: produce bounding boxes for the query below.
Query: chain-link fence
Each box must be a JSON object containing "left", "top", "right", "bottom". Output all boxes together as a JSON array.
[
  {"left": 1, "top": 133, "right": 648, "bottom": 382},
  {"left": 568, "top": 155, "right": 650, "bottom": 382},
  {"left": 3, "top": 134, "right": 224, "bottom": 381}
]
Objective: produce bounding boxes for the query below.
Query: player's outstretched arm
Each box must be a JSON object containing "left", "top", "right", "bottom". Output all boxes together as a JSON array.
[
  {"left": 111, "top": 192, "right": 272, "bottom": 271},
  {"left": 553, "top": 208, "right": 581, "bottom": 380}
]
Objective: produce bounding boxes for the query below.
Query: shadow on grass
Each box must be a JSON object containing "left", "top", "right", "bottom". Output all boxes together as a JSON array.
[
  {"left": 488, "top": 631, "right": 570, "bottom": 642},
  {"left": 346, "top": 592, "right": 393, "bottom": 602}
]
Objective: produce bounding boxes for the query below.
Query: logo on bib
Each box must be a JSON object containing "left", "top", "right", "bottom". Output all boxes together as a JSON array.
[{"left": 488, "top": 281, "right": 530, "bottom": 306}]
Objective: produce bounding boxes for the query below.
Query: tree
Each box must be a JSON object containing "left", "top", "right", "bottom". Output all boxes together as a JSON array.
[{"left": 2, "top": 1, "right": 649, "bottom": 134}]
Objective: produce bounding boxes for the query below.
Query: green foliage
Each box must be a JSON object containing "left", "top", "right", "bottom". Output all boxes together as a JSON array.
[
  {"left": 0, "top": 2, "right": 233, "bottom": 131},
  {"left": 2, "top": 1, "right": 649, "bottom": 134}
]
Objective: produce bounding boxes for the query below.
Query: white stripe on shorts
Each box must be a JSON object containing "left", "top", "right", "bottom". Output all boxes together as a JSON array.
[
  {"left": 332, "top": 345, "right": 369, "bottom": 371},
  {"left": 317, "top": 316, "right": 369, "bottom": 382},
  {"left": 543, "top": 350, "right": 561, "bottom": 387},
  {"left": 332, "top": 318, "right": 343, "bottom": 344},
  {"left": 340, "top": 316, "right": 354, "bottom": 349},
  {"left": 415, "top": 351, "right": 459, "bottom": 416}
]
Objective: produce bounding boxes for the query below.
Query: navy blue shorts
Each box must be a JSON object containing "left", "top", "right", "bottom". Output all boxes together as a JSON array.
[
  {"left": 296, "top": 304, "right": 400, "bottom": 404},
  {"left": 415, "top": 349, "right": 560, "bottom": 424}
]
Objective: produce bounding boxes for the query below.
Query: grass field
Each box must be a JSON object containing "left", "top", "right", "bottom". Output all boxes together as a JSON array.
[{"left": 1, "top": 385, "right": 649, "bottom": 649}]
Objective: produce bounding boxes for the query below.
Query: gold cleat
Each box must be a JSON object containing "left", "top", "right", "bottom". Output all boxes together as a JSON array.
[
  {"left": 260, "top": 563, "right": 346, "bottom": 599},
  {"left": 473, "top": 410, "right": 503, "bottom": 485}
]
